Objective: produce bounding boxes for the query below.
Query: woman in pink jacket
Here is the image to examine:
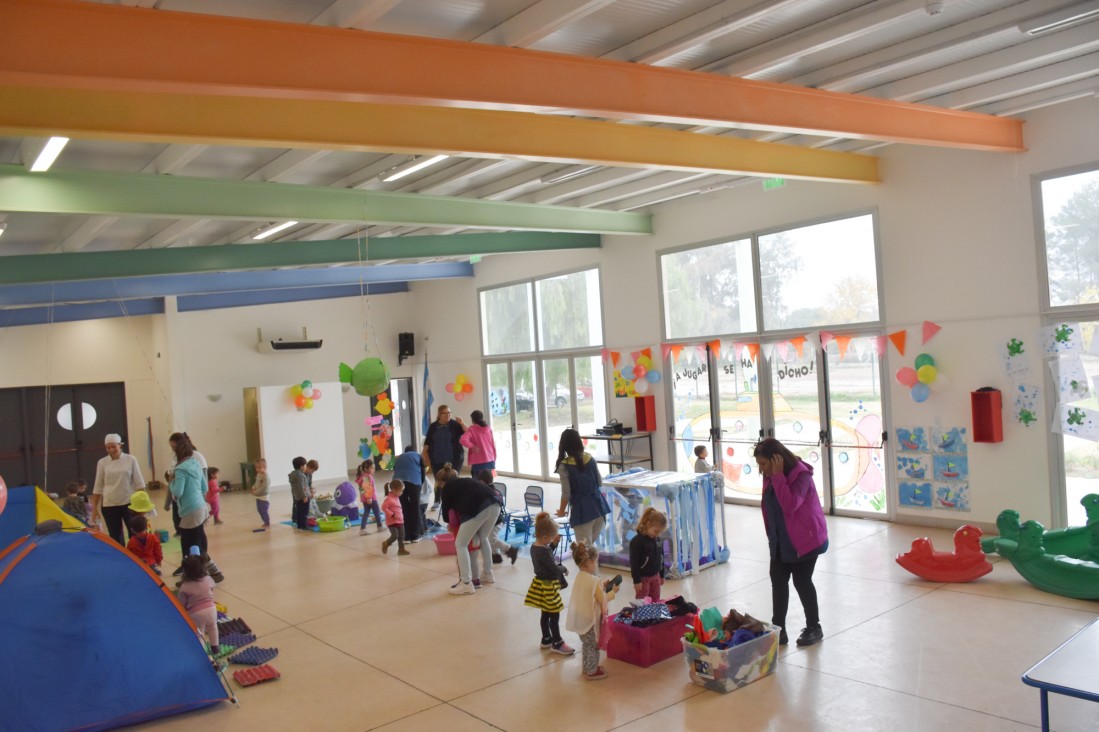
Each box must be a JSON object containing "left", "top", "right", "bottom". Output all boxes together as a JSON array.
[
  {"left": 459, "top": 410, "right": 497, "bottom": 478},
  {"left": 754, "top": 437, "right": 829, "bottom": 649}
]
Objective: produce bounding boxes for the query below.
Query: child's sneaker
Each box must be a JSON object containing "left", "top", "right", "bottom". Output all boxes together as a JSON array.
[
  {"left": 448, "top": 581, "right": 475, "bottom": 595},
  {"left": 506, "top": 546, "right": 519, "bottom": 564},
  {"left": 492, "top": 553, "right": 503, "bottom": 564},
  {"left": 381, "top": 539, "right": 391, "bottom": 554},
  {"left": 585, "top": 667, "right": 608, "bottom": 680},
  {"left": 481, "top": 572, "right": 495, "bottom": 585},
  {"left": 550, "top": 641, "right": 575, "bottom": 655},
  {"left": 472, "top": 578, "right": 482, "bottom": 588},
  {"left": 540, "top": 640, "right": 554, "bottom": 649},
  {"left": 397, "top": 548, "right": 411, "bottom": 556}
]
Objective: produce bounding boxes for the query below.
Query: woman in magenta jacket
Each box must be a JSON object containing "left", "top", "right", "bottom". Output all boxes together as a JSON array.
[
  {"left": 459, "top": 410, "right": 497, "bottom": 478},
  {"left": 754, "top": 437, "right": 829, "bottom": 648}
]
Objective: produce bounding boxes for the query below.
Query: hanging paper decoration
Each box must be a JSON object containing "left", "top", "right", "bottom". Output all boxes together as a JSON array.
[
  {"left": 888, "top": 330, "right": 907, "bottom": 356},
  {"left": 922, "top": 320, "right": 942, "bottom": 345},
  {"left": 835, "top": 335, "right": 852, "bottom": 360},
  {"left": 746, "top": 343, "right": 760, "bottom": 363},
  {"left": 374, "top": 392, "right": 394, "bottom": 416},
  {"left": 872, "top": 335, "right": 887, "bottom": 357},
  {"left": 339, "top": 358, "right": 390, "bottom": 397},
  {"left": 446, "top": 373, "right": 475, "bottom": 402},
  {"left": 775, "top": 341, "right": 790, "bottom": 363},
  {"left": 289, "top": 379, "right": 323, "bottom": 411},
  {"left": 895, "top": 353, "right": 947, "bottom": 403},
  {"left": 820, "top": 331, "right": 836, "bottom": 348},
  {"left": 789, "top": 336, "right": 806, "bottom": 358},
  {"left": 670, "top": 344, "right": 684, "bottom": 364}
]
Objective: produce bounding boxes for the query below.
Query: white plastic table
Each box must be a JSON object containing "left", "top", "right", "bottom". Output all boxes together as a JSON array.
[{"left": 1022, "top": 618, "right": 1099, "bottom": 732}]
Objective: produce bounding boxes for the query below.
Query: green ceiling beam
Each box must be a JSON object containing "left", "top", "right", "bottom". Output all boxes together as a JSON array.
[
  {"left": 0, "top": 165, "right": 651, "bottom": 235},
  {"left": 0, "top": 233, "right": 602, "bottom": 285}
]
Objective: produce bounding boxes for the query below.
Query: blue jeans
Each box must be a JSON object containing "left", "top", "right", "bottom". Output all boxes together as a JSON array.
[{"left": 470, "top": 461, "right": 495, "bottom": 481}]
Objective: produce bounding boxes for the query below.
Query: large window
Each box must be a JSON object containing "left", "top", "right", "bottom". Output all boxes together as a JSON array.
[
  {"left": 661, "top": 238, "right": 755, "bottom": 339},
  {"left": 1041, "top": 168, "right": 1099, "bottom": 308},
  {"left": 536, "top": 269, "right": 603, "bottom": 350},
  {"left": 480, "top": 282, "right": 535, "bottom": 356}
]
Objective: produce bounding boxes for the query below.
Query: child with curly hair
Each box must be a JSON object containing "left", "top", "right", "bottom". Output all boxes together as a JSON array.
[{"left": 565, "top": 540, "right": 618, "bottom": 680}]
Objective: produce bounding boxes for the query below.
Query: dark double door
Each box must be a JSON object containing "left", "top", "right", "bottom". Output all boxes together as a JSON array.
[{"left": 0, "top": 382, "right": 128, "bottom": 493}]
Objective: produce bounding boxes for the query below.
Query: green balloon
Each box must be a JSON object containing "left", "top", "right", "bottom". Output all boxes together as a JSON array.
[
  {"left": 914, "top": 353, "right": 935, "bottom": 370},
  {"left": 351, "top": 357, "right": 390, "bottom": 397}
]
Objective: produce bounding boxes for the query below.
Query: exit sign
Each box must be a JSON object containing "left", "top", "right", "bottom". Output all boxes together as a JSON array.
[{"left": 762, "top": 178, "right": 786, "bottom": 190}]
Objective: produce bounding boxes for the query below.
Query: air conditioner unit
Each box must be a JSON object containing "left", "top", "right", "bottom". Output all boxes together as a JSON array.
[{"left": 256, "top": 327, "right": 323, "bottom": 354}]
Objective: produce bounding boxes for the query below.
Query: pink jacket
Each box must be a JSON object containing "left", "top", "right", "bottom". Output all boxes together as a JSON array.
[
  {"left": 382, "top": 493, "right": 404, "bottom": 527},
  {"left": 761, "top": 460, "right": 828, "bottom": 557},
  {"left": 459, "top": 423, "right": 496, "bottom": 465}
]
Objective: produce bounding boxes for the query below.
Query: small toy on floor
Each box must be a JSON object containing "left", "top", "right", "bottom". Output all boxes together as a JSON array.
[
  {"left": 218, "top": 618, "right": 253, "bottom": 635},
  {"left": 229, "top": 646, "right": 279, "bottom": 666},
  {"left": 233, "top": 664, "right": 281, "bottom": 687},
  {"left": 220, "top": 632, "right": 257, "bottom": 648}
]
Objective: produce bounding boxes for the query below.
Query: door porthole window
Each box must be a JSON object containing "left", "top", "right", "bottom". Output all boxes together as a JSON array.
[{"left": 56, "top": 402, "right": 97, "bottom": 431}]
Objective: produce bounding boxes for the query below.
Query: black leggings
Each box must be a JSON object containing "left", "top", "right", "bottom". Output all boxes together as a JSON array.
[
  {"left": 179, "top": 523, "right": 208, "bottom": 559},
  {"left": 770, "top": 555, "right": 820, "bottom": 631},
  {"left": 399, "top": 488, "right": 422, "bottom": 540},
  {"left": 540, "top": 611, "right": 562, "bottom": 644},
  {"left": 101, "top": 505, "right": 135, "bottom": 546}
]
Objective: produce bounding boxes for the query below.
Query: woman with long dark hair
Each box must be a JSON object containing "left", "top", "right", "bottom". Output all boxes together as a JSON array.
[
  {"left": 753, "top": 437, "right": 828, "bottom": 647},
  {"left": 169, "top": 433, "right": 224, "bottom": 583},
  {"left": 554, "top": 428, "right": 610, "bottom": 547}
]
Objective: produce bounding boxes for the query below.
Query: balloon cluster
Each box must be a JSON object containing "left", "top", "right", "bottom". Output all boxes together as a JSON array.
[
  {"left": 621, "top": 356, "right": 661, "bottom": 395},
  {"left": 895, "top": 353, "right": 948, "bottom": 403},
  {"left": 446, "top": 373, "right": 474, "bottom": 402},
  {"left": 290, "top": 380, "right": 323, "bottom": 411}
]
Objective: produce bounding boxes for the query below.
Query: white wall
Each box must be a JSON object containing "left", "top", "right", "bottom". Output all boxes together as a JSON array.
[{"left": 256, "top": 381, "right": 346, "bottom": 492}]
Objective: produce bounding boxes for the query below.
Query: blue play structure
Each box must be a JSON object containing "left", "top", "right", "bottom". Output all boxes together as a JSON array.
[{"left": 0, "top": 530, "right": 230, "bottom": 730}]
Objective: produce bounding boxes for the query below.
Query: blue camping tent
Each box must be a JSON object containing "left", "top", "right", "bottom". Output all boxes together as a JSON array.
[
  {"left": 0, "top": 530, "right": 230, "bottom": 730},
  {"left": 0, "top": 484, "right": 85, "bottom": 551}
]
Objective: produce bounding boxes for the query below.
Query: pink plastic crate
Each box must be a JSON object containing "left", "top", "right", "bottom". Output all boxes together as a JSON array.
[
  {"left": 607, "top": 613, "right": 696, "bottom": 667},
  {"left": 433, "top": 533, "right": 456, "bottom": 555}
]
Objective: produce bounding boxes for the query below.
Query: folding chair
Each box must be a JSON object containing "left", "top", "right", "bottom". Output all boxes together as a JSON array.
[
  {"left": 498, "top": 482, "right": 527, "bottom": 542},
  {"left": 522, "top": 485, "right": 573, "bottom": 558}
]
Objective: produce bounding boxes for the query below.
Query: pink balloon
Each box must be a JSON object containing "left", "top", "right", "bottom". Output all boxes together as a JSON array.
[
  {"left": 445, "top": 383, "right": 455, "bottom": 393},
  {"left": 895, "top": 367, "right": 918, "bottom": 387},
  {"left": 455, "top": 392, "right": 465, "bottom": 401},
  {"left": 311, "top": 389, "right": 322, "bottom": 400}
]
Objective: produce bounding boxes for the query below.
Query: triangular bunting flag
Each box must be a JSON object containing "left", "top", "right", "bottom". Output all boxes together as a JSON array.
[
  {"left": 888, "top": 330, "right": 907, "bottom": 356},
  {"left": 610, "top": 351, "right": 621, "bottom": 367},
  {"left": 600, "top": 348, "right": 610, "bottom": 363},
  {"left": 852, "top": 338, "right": 868, "bottom": 361},
  {"left": 708, "top": 339, "right": 722, "bottom": 361},
  {"left": 820, "top": 331, "right": 835, "bottom": 348},
  {"left": 872, "top": 335, "right": 887, "bottom": 356},
  {"left": 922, "top": 320, "right": 942, "bottom": 344},
  {"left": 670, "top": 344, "right": 684, "bottom": 364},
  {"left": 747, "top": 343, "right": 760, "bottom": 363},
  {"left": 835, "top": 335, "right": 852, "bottom": 361},
  {"left": 776, "top": 341, "right": 790, "bottom": 362},
  {"left": 790, "top": 336, "right": 806, "bottom": 358},
  {"left": 696, "top": 343, "right": 707, "bottom": 362},
  {"left": 763, "top": 342, "right": 776, "bottom": 363},
  {"left": 660, "top": 343, "right": 672, "bottom": 363}
]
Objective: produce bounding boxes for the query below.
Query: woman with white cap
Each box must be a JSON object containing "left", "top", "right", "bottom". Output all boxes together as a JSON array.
[{"left": 91, "top": 433, "right": 146, "bottom": 546}]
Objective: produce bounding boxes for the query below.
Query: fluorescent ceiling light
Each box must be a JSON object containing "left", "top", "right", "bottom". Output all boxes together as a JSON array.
[
  {"left": 1018, "top": 0, "right": 1099, "bottom": 34},
  {"left": 382, "top": 154, "right": 450, "bottom": 182},
  {"left": 539, "top": 165, "right": 599, "bottom": 184},
  {"left": 30, "top": 136, "right": 69, "bottom": 172},
  {"left": 252, "top": 221, "right": 299, "bottom": 240}
]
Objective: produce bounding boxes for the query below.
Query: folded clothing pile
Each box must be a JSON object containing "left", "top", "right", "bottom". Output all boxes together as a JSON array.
[
  {"left": 685, "top": 607, "right": 767, "bottom": 650},
  {"left": 613, "top": 595, "right": 698, "bottom": 627}
]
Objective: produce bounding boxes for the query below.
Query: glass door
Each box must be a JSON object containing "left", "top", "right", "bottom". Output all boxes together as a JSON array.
[
  {"left": 485, "top": 362, "right": 514, "bottom": 474},
  {"left": 668, "top": 351, "right": 711, "bottom": 473},
  {"left": 543, "top": 358, "right": 573, "bottom": 472},
  {"left": 714, "top": 344, "right": 763, "bottom": 500},
  {"left": 768, "top": 339, "right": 828, "bottom": 507},
  {"left": 1058, "top": 320, "right": 1099, "bottom": 527},
  {"left": 825, "top": 336, "right": 888, "bottom": 515},
  {"left": 484, "top": 360, "right": 542, "bottom": 477}
]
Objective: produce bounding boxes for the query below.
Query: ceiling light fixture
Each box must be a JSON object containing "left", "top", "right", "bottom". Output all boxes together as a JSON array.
[
  {"left": 252, "top": 221, "right": 299, "bottom": 240},
  {"left": 30, "top": 136, "right": 69, "bottom": 172},
  {"left": 539, "top": 165, "right": 599, "bottom": 185},
  {"left": 381, "top": 154, "right": 450, "bottom": 182},
  {"left": 1018, "top": 0, "right": 1099, "bottom": 34}
]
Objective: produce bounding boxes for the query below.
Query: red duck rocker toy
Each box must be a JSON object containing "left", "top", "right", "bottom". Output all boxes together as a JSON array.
[{"left": 895, "top": 524, "right": 993, "bottom": 582}]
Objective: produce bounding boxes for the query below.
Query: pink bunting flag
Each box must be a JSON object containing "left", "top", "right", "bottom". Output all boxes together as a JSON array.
[
  {"left": 660, "top": 343, "right": 672, "bottom": 363},
  {"left": 922, "top": 320, "right": 942, "bottom": 344},
  {"left": 872, "top": 336, "right": 887, "bottom": 356},
  {"left": 819, "top": 331, "right": 835, "bottom": 348},
  {"left": 776, "top": 341, "right": 790, "bottom": 362},
  {"left": 601, "top": 348, "right": 610, "bottom": 363}
]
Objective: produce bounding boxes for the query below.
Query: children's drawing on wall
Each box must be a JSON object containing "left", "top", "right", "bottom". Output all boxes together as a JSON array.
[
  {"left": 899, "top": 481, "right": 932, "bottom": 508},
  {"left": 931, "top": 427, "right": 966, "bottom": 455},
  {"left": 1001, "top": 337, "right": 1030, "bottom": 378},
  {"left": 896, "top": 427, "right": 927, "bottom": 452},
  {"left": 1014, "top": 384, "right": 1040, "bottom": 427},
  {"left": 935, "top": 484, "right": 970, "bottom": 511},
  {"left": 1055, "top": 403, "right": 1099, "bottom": 441},
  {"left": 1048, "top": 354, "right": 1090, "bottom": 402},
  {"left": 896, "top": 455, "right": 929, "bottom": 480},
  {"left": 932, "top": 454, "right": 968, "bottom": 481},
  {"left": 1042, "top": 322, "right": 1081, "bottom": 355}
]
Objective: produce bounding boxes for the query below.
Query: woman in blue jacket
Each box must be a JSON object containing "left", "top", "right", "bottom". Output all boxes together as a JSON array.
[
  {"left": 754, "top": 437, "right": 828, "bottom": 647},
  {"left": 170, "top": 433, "right": 223, "bottom": 582}
]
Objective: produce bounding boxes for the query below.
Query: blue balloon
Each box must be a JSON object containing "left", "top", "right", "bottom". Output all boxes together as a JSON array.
[
  {"left": 911, "top": 383, "right": 930, "bottom": 403},
  {"left": 646, "top": 370, "right": 661, "bottom": 383},
  {"left": 620, "top": 366, "right": 635, "bottom": 380}
]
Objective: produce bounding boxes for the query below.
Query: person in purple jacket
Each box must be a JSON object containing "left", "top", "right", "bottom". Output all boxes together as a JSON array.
[{"left": 754, "top": 437, "right": 829, "bottom": 648}]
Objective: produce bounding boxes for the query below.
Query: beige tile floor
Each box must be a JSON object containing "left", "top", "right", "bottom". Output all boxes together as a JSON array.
[{"left": 137, "top": 484, "right": 1099, "bottom": 731}]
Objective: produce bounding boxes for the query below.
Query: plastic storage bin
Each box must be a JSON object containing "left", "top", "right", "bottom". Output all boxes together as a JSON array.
[
  {"left": 607, "top": 614, "right": 697, "bottom": 667},
  {"left": 433, "top": 533, "right": 457, "bottom": 555},
  {"left": 681, "top": 624, "right": 780, "bottom": 692},
  {"left": 317, "top": 516, "right": 348, "bottom": 532}
]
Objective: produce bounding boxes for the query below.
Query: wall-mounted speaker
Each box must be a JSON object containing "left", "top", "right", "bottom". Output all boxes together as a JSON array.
[{"left": 398, "top": 332, "right": 415, "bottom": 365}]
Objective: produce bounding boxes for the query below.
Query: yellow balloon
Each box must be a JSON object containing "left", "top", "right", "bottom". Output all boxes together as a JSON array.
[
  {"left": 291, "top": 384, "right": 303, "bottom": 396},
  {"left": 304, "top": 398, "right": 314, "bottom": 409},
  {"left": 916, "top": 364, "right": 937, "bottom": 384}
]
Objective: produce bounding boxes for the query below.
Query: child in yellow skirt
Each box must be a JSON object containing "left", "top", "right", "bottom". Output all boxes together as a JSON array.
[{"left": 523, "top": 512, "right": 574, "bottom": 655}]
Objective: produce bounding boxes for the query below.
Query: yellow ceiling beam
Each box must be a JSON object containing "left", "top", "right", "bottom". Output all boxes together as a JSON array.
[
  {"left": 0, "top": 0, "right": 1023, "bottom": 152},
  {"left": 0, "top": 86, "right": 880, "bottom": 183}
]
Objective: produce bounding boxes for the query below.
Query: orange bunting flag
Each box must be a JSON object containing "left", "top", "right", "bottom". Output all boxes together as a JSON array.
[
  {"left": 789, "top": 336, "right": 806, "bottom": 358},
  {"left": 872, "top": 336, "right": 887, "bottom": 356},
  {"left": 707, "top": 339, "right": 722, "bottom": 361},
  {"left": 746, "top": 343, "right": 760, "bottom": 362},
  {"left": 610, "top": 351, "right": 621, "bottom": 367},
  {"left": 888, "top": 330, "right": 907, "bottom": 356},
  {"left": 922, "top": 320, "right": 942, "bottom": 344},
  {"left": 670, "top": 344, "right": 684, "bottom": 363},
  {"left": 835, "top": 335, "right": 852, "bottom": 360}
]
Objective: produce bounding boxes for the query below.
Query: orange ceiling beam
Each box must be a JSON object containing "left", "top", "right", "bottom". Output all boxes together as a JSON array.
[{"left": 0, "top": 0, "right": 1024, "bottom": 152}]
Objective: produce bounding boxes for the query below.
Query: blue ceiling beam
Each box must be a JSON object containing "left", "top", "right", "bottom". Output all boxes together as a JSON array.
[{"left": 0, "top": 298, "right": 165, "bottom": 328}]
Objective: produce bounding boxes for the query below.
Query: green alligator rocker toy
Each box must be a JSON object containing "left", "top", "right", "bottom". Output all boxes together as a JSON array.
[{"left": 981, "top": 494, "right": 1099, "bottom": 600}]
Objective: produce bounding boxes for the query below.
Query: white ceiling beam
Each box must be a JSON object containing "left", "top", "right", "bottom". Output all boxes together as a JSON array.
[
  {"left": 54, "top": 217, "right": 116, "bottom": 254},
  {"left": 18, "top": 138, "right": 48, "bottom": 169},
  {"left": 140, "top": 219, "right": 207, "bottom": 249},
  {"left": 416, "top": 159, "right": 514, "bottom": 196},
  {"left": 459, "top": 163, "right": 558, "bottom": 201},
  {"left": 311, "top": 0, "right": 403, "bottom": 29},
  {"left": 788, "top": 0, "right": 1053, "bottom": 92},
  {"left": 517, "top": 167, "right": 654, "bottom": 205},
  {"left": 244, "top": 150, "right": 331, "bottom": 182},
  {"left": 973, "top": 77, "right": 1099, "bottom": 116},
  {"left": 145, "top": 144, "right": 208, "bottom": 175},
  {"left": 611, "top": 176, "right": 750, "bottom": 212},
  {"left": 863, "top": 20, "right": 1099, "bottom": 102},
  {"left": 329, "top": 154, "right": 410, "bottom": 189},
  {"left": 918, "top": 50, "right": 1099, "bottom": 109},
  {"left": 571, "top": 171, "right": 711, "bottom": 208},
  {"left": 474, "top": 0, "right": 617, "bottom": 48},
  {"left": 631, "top": 0, "right": 805, "bottom": 65},
  {"left": 704, "top": 0, "right": 921, "bottom": 78}
]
